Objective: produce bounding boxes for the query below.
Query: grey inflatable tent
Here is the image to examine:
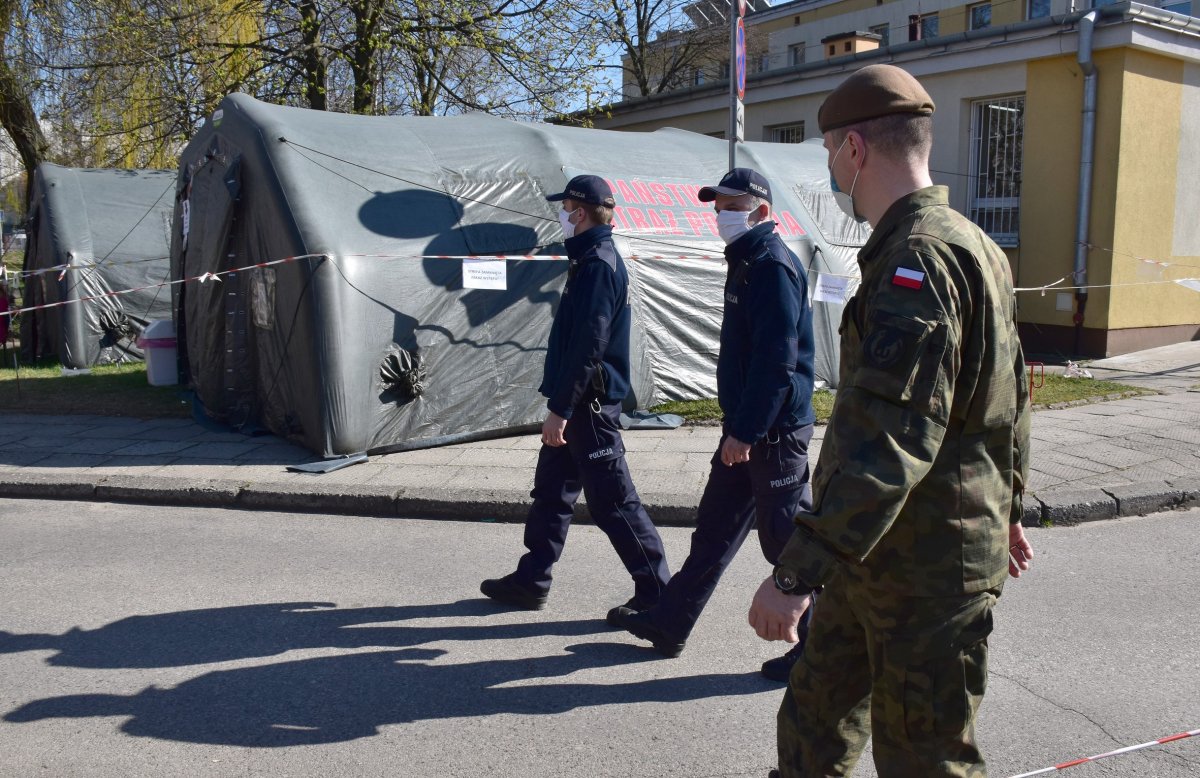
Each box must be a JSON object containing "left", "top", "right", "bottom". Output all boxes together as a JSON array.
[
  {"left": 22, "top": 164, "right": 176, "bottom": 368},
  {"left": 173, "top": 93, "right": 867, "bottom": 457}
]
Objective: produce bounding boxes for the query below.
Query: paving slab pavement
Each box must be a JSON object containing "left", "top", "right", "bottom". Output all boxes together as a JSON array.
[{"left": 3, "top": 342, "right": 1200, "bottom": 526}]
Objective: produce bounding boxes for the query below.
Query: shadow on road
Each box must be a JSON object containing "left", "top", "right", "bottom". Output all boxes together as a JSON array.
[
  {"left": 1, "top": 600, "right": 774, "bottom": 745},
  {"left": 0, "top": 599, "right": 610, "bottom": 668}
]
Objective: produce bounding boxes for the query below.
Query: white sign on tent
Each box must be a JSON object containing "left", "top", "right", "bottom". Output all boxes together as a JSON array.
[{"left": 462, "top": 259, "right": 508, "bottom": 290}]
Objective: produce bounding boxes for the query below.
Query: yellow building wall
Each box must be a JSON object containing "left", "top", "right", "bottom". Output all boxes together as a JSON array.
[
  {"left": 1107, "top": 50, "right": 1200, "bottom": 329},
  {"left": 1018, "top": 50, "right": 1126, "bottom": 329},
  {"left": 994, "top": 0, "right": 1024, "bottom": 26},
  {"left": 602, "top": 107, "right": 729, "bottom": 136},
  {"left": 940, "top": 6, "right": 968, "bottom": 35},
  {"left": 1020, "top": 48, "right": 1199, "bottom": 333}
]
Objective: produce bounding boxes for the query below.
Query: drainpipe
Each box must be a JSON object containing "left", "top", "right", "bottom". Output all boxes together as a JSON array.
[{"left": 1073, "top": 9, "right": 1098, "bottom": 356}]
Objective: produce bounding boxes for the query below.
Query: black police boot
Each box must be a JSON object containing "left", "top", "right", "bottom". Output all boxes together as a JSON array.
[
  {"left": 768, "top": 770, "right": 780, "bottom": 778},
  {"left": 480, "top": 574, "right": 548, "bottom": 610},
  {"left": 760, "top": 641, "right": 805, "bottom": 682},
  {"left": 611, "top": 608, "right": 686, "bottom": 658},
  {"left": 605, "top": 596, "right": 656, "bottom": 627}
]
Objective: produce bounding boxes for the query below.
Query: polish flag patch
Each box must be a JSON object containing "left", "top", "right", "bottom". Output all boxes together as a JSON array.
[{"left": 892, "top": 267, "right": 925, "bottom": 289}]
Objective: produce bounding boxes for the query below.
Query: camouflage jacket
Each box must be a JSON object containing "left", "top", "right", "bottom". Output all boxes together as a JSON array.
[{"left": 776, "top": 186, "right": 1031, "bottom": 596}]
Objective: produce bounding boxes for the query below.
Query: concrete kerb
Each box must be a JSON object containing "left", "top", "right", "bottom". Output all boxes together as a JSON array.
[
  {"left": 94, "top": 475, "right": 243, "bottom": 507},
  {"left": 0, "top": 468, "right": 709, "bottom": 526},
  {"left": 1, "top": 470, "right": 1195, "bottom": 529},
  {"left": 0, "top": 471, "right": 98, "bottom": 501},
  {"left": 1027, "top": 479, "right": 1200, "bottom": 526}
]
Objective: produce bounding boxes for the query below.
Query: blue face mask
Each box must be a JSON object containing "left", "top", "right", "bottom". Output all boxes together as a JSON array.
[{"left": 829, "top": 136, "right": 866, "bottom": 224}]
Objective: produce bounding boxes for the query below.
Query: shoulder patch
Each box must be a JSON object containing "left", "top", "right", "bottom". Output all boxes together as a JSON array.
[{"left": 863, "top": 327, "right": 908, "bottom": 369}]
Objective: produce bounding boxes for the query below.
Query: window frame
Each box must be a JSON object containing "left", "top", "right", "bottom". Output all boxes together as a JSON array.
[
  {"left": 909, "top": 12, "right": 939, "bottom": 41},
  {"left": 969, "top": 2, "right": 992, "bottom": 30}
]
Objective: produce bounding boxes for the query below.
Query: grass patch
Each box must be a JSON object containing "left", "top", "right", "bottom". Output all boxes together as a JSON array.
[
  {"left": 1030, "top": 373, "right": 1150, "bottom": 406},
  {"left": 651, "top": 389, "right": 837, "bottom": 425},
  {"left": 0, "top": 359, "right": 190, "bottom": 418},
  {"left": 653, "top": 376, "right": 1147, "bottom": 427},
  {"left": 649, "top": 396, "right": 722, "bottom": 423}
]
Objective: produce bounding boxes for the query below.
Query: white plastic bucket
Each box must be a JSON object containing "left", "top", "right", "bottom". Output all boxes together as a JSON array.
[{"left": 137, "top": 320, "right": 178, "bottom": 386}]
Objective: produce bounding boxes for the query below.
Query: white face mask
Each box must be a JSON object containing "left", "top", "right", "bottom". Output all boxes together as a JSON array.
[
  {"left": 559, "top": 207, "right": 580, "bottom": 239},
  {"left": 829, "top": 136, "right": 866, "bottom": 224},
  {"left": 717, "top": 208, "right": 753, "bottom": 245}
]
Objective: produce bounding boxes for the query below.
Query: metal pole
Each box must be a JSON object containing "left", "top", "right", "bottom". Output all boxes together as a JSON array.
[
  {"left": 728, "top": 3, "right": 738, "bottom": 170},
  {"left": 1073, "top": 9, "right": 1098, "bottom": 355}
]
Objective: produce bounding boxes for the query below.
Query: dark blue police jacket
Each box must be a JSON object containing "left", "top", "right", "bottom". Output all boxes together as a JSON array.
[
  {"left": 717, "top": 221, "right": 816, "bottom": 443},
  {"left": 539, "top": 224, "right": 633, "bottom": 419}
]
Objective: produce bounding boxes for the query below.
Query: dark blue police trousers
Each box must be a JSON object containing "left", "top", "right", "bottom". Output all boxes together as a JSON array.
[
  {"left": 651, "top": 424, "right": 815, "bottom": 642},
  {"left": 514, "top": 401, "right": 670, "bottom": 605}
]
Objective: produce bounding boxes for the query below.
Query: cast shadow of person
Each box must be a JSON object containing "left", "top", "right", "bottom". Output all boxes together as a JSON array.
[
  {"left": 0, "top": 600, "right": 608, "bottom": 669},
  {"left": 4, "top": 643, "right": 772, "bottom": 747}
]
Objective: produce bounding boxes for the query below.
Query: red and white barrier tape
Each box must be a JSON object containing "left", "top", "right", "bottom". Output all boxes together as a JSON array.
[
  {"left": 1, "top": 255, "right": 313, "bottom": 319},
  {"left": 0, "top": 249, "right": 734, "bottom": 319},
  {"left": 7, "top": 248, "right": 727, "bottom": 282},
  {"left": 1008, "top": 728, "right": 1198, "bottom": 777}
]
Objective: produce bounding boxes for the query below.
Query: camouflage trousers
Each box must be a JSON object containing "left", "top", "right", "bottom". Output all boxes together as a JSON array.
[{"left": 776, "top": 571, "right": 1000, "bottom": 777}]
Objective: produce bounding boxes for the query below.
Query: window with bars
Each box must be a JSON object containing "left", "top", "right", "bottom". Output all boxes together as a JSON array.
[
  {"left": 768, "top": 123, "right": 805, "bottom": 143},
  {"left": 870, "top": 24, "right": 890, "bottom": 46},
  {"left": 968, "top": 96, "right": 1025, "bottom": 246},
  {"left": 788, "top": 43, "right": 805, "bottom": 66}
]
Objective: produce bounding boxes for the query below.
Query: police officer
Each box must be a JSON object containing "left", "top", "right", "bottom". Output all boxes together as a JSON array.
[
  {"left": 481, "top": 174, "right": 670, "bottom": 615},
  {"left": 749, "top": 65, "right": 1035, "bottom": 777},
  {"left": 611, "top": 168, "right": 817, "bottom": 680}
]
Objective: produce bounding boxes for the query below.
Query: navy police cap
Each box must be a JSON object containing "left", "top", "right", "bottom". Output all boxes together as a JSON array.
[
  {"left": 546, "top": 174, "right": 616, "bottom": 207},
  {"left": 698, "top": 167, "right": 772, "bottom": 204}
]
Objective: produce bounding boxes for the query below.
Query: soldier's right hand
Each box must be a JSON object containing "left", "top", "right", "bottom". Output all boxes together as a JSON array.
[{"left": 748, "top": 576, "right": 813, "bottom": 642}]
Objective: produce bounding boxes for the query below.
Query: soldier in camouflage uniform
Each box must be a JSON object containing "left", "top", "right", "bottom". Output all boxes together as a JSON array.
[{"left": 748, "top": 64, "right": 1035, "bottom": 777}]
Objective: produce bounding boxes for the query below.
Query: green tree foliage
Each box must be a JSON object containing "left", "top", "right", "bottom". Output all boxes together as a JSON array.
[
  {"left": 0, "top": 0, "right": 609, "bottom": 189},
  {"left": 592, "top": 0, "right": 725, "bottom": 101}
]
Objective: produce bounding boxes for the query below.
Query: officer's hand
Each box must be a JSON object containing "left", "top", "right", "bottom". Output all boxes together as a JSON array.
[
  {"left": 748, "top": 576, "right": 811, "bottom": 642},
  {"left": 720, "top": 436, "right": 752, "bottom": 466},
  {"left": 1008, "top": 522, "right": 1033, "bottom": 578},
  {"left": 541, "top": 412, "right": 568, "bottom": 447}
]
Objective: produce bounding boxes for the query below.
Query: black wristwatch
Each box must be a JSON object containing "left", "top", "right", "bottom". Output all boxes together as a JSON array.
[{"left": 773, "top": 566, "right": 811, "bottom": 596}]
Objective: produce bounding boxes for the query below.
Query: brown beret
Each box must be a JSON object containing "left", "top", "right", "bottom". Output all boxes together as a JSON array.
[{"left": 818, "top": 64, "right": 935, "bottom": 134}]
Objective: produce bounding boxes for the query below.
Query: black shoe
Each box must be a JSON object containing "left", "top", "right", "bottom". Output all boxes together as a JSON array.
[
  {"left": 768, "top": 771, "right": 780, "bottom": 778},
  {"left": 760, "top": 641, "right": 805, "bottom": 682},
  {"left": 605, "top": 597, "right": 655, "bottom": 627},
  {"left": 480, "top": 574, "right": 547, "bottom": 610},
  {"left": 612, "top": 609, "right": 686, "bottom": 658}
]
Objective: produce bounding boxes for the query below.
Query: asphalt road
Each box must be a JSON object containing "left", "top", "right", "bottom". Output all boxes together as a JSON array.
[{"left": 0, "top": 499, "right": 1197, "bottom": 777}]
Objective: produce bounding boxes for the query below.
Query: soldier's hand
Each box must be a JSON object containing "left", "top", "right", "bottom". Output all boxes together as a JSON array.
[
  {"left": 749, "top": 576, "right": 812, "bottom": 642},
  {"left": 1008, "top": 522, "right": 1033, "bottom": 578},
  {"left": 720, "top": 436, "right": 752, "bottom": 466},
  {"left": 541, "top": 412, "right": 568, "bottom": 447}
]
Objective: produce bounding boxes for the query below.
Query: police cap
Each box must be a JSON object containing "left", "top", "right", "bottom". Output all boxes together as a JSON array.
[
  {"left": 817, "top": 64, "right": 935, "bottom": 134},
  {"left": 698, "top": 167, "right": 772, "bottom": 204},
  {"left": 546, "top": 174, "right": 616, "bottom": 207}
]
